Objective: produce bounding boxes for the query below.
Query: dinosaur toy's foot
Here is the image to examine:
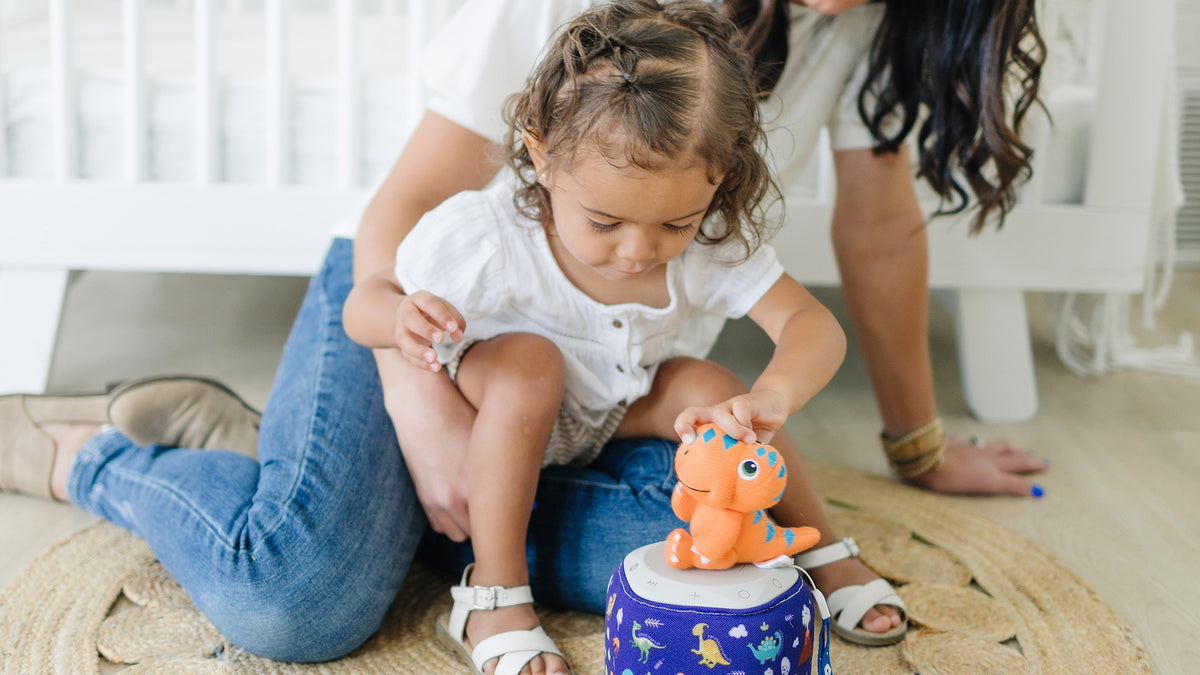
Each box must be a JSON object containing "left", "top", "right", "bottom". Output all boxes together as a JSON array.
[{"left": 664, "top": 528, "right": 696, "bottom": 569}]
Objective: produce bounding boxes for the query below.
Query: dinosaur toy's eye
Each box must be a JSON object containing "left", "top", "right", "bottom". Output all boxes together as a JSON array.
[{"left": 738, "top": 459, "right": 759, "bottom": 481}]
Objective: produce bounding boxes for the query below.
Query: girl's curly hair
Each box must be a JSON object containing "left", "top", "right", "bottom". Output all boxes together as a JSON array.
[{"left": 504, "top": 0, "right": 780, "bottom": 259}]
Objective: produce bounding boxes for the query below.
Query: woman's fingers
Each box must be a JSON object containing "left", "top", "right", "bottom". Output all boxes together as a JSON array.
[{"left": 911, "top": 435, "right": 1047, "bottom": 497}]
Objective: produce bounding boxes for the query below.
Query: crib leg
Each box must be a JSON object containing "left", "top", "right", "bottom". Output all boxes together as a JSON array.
[
  {"left": 0, "top": 268, "right": 70, "bottom": 394},
  {"left": 939, "top": 288, "right": 1039, "bottom": 423}
]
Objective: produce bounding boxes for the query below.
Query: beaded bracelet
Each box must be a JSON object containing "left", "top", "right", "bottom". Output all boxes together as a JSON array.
[{"left": 880, "top": 417, "right": 947, "bottom": 479}]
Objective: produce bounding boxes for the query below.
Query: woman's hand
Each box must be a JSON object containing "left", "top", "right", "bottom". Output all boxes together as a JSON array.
[
  {"left": 907, "top": 435, "right": 1049, "bottom": 497},
  {"left": 393, "top": 291, "right": 465, "bottom": 371},
  {"left": 674, "top": 390, "right": 790, "bottom": 445}
]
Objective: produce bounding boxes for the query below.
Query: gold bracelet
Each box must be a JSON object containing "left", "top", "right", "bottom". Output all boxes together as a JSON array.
[{"left": 880, "top": 417, "right": 947, "bottom": 479}]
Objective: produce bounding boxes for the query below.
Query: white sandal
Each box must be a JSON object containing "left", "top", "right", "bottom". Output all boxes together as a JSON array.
[
  {"left": 794, "top": 538, "right": 908, "bottom": 646},
  {"left": 434, "top": 564, "right": 570, "bottom": 675}
]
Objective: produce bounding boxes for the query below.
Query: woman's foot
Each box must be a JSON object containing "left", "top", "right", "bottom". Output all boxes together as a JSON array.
[
  {"left": 806, "top": 556, "right": 902, "bottom": 633},
  {"left": 42, "top": 423, "right": 102, "bottom": 501},
  {"left": 107, "top": 376, "right": 261, "bottom": 458}
]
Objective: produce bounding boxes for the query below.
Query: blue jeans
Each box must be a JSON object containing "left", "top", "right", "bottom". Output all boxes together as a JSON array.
[{"left": 67, "top": 238, "right": 681, "bottom": 662}]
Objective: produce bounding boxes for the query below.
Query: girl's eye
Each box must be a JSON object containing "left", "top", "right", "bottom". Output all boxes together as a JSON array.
[
  {"left": 664, "top": 221, "right": 695, "bottom": 235},
  {"left": 588, "top": 219, "right": 619, "bottom": 233},
  {"left": 738, "top": 459, "right": 759, "bottom": 481}
]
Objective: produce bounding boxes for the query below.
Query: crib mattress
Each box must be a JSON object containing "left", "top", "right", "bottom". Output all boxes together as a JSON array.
[{"left": 1, "top": 1, "right": 418, "bottom": 185}]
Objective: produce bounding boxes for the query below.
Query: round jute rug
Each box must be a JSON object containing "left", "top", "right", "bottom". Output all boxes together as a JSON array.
[{"left": 0, "top": 459, "right": 1150, "bottom": 674}]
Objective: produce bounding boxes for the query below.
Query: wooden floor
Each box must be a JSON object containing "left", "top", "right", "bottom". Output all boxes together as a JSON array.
[{"left": 2, "top": 268, "right": 1198, "bottom": 674}]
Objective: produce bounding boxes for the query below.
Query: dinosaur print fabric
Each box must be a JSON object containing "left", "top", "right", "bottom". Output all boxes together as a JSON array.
[{"left": 604, "top": 561, "right": 817, "bottom": 674}]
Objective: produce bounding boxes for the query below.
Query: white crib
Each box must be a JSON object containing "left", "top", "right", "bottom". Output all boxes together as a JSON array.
[{"left": 0, "top": 0, "right": 1177, "bottom": 423}]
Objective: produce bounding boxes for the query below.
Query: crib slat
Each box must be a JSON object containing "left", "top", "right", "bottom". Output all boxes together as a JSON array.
[
  {"left": 336, "top": 0, "right": 361, "bottom": 188},
  {"left": 49, "top": 0, "right": 76, "bottom": 180},
  {"left": 195, "top": 0, "right": 217, "bottom": 184},
  {"left": 0, "top": 24, "right": 8, "bottom": 178},
  {"left": 265, "top": 0, "right": 289, "bottom": 186},
  {"left": 123, "top": 0, "right": 148, "bottom": 182},
  {"left": 406, "top": 0, "right": 426, "bottom": 140}
]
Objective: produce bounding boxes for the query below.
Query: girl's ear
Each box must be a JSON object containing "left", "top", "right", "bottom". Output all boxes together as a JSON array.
[{"left": 522, "top": 130, "right": 550, "bottom": 184}]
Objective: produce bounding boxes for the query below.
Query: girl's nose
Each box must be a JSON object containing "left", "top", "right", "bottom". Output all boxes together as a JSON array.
[{"left": 619, "top": 231, "right": 656, "bottom": 262}]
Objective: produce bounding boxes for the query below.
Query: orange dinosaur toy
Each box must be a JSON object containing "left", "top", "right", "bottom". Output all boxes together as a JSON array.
[{"left": 665, "top": 423, "right": 820, "bottom": 569}]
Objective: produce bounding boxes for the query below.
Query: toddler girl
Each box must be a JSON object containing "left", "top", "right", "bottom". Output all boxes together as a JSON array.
[{"left": 344, "top": 1, "right": 847, "bottom": 673}]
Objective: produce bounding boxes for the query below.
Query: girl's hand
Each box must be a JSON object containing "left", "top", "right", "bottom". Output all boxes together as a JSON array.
[
  {"left": 675, "top": 390, "right": 790, "bottom": 445},
  {"left": 393, "top": 291, "right": 465, "bottom": 370}
]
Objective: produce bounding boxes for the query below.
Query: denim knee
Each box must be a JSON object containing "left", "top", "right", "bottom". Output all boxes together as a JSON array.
[{"left": 212, "top": 578, "right": 396, "bottom": 662}]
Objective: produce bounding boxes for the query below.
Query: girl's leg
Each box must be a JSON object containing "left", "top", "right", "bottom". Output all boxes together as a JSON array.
[
  {"left": 67, "top": 239, "right": 427, "bottom": 662},
  {"left": 419, "top": 435, "right": 681, "bottom": 613},
  {"left": 452, "top": 333, "right": 567, "bottom": 674}
]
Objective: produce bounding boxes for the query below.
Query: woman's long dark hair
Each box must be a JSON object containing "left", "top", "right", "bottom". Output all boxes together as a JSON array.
[
  {"left": 724, "top": 0, "right": 1046, "bottom": 233},
  {"left": 863, "top": 0, "right": 1045, "bottom": 233}
]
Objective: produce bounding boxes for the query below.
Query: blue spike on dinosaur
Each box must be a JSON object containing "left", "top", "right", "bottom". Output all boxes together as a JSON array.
[
  {"left": 722, "top": 435, "right": 738, "bottom": 450},
  {"left": 702, "top": 427, "right": 716, "bottom": 444}
]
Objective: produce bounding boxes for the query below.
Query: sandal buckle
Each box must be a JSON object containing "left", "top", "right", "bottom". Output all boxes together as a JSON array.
[
  {"left": 842, "top": 537, "right": 860, "bottom": 558},
  {"left": 471, "top": 585, "right": 504, "bottom": 611}
]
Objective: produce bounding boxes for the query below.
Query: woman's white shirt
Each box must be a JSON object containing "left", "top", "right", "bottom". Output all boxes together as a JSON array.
[{"left": 422, "top": 0, "right": 885, "bottom": 181}]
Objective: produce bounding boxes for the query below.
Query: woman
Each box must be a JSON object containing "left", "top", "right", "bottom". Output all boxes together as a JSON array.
[{"left": 0, "top": 0, "right": 1049, "bottom": 664}]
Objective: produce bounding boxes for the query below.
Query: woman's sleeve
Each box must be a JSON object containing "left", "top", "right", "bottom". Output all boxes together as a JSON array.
[
  {"left": 393, "top": 193, "right": 506, "bottom": 321},
  {"left": 421, "top": 0, "right": 593, "bottom": 144}
]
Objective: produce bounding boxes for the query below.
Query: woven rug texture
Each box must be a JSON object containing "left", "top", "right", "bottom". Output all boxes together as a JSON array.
[{"left": 0, "top": 459, "right": 1151, "bottom": 674}]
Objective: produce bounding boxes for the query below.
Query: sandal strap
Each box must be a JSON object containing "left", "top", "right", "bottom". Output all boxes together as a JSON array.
[
  {"left": 793, "top": 537, "right": 859, "bottom": 570},
  {"left": 447, "top": 563, "right": 535, "bottom": 641},
  {"left": 826, "top": 578, "right": 906, "bottom": 632},
  {"left": 472, "top": 626, "right": 564, "bottom": 675}
]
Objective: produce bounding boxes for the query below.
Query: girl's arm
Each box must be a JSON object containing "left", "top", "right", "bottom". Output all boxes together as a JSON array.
[
  {"left": 748, "top": 274, "right": 847, "bottom": 419},
  {"left": 674, "top": 275, "right": 846, "bottom": 444},
  {"left": 344, "top": 268, "right": 466, "bottom": 370}
]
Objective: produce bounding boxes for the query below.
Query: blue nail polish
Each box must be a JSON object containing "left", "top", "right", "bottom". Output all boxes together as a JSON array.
[{"left": 1031, "top": 484, "right": 1045, "bottom": 498}]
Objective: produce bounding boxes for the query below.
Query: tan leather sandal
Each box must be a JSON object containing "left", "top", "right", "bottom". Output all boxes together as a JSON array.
[{"left": 107, "top": 375, "right": 261, "bottom": 459}]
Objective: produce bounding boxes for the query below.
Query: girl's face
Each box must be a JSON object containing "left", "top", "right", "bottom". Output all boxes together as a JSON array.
[{"left": 528, "top": 137, "right": 720, "bottom": 286}]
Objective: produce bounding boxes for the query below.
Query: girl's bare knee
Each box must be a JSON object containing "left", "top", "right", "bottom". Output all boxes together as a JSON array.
[
  {"left": 667, "top": 358, "right": 747, "bottom": 408},
  {"left": 484, "top": 333, "right": 566, "bottom": 403}
]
